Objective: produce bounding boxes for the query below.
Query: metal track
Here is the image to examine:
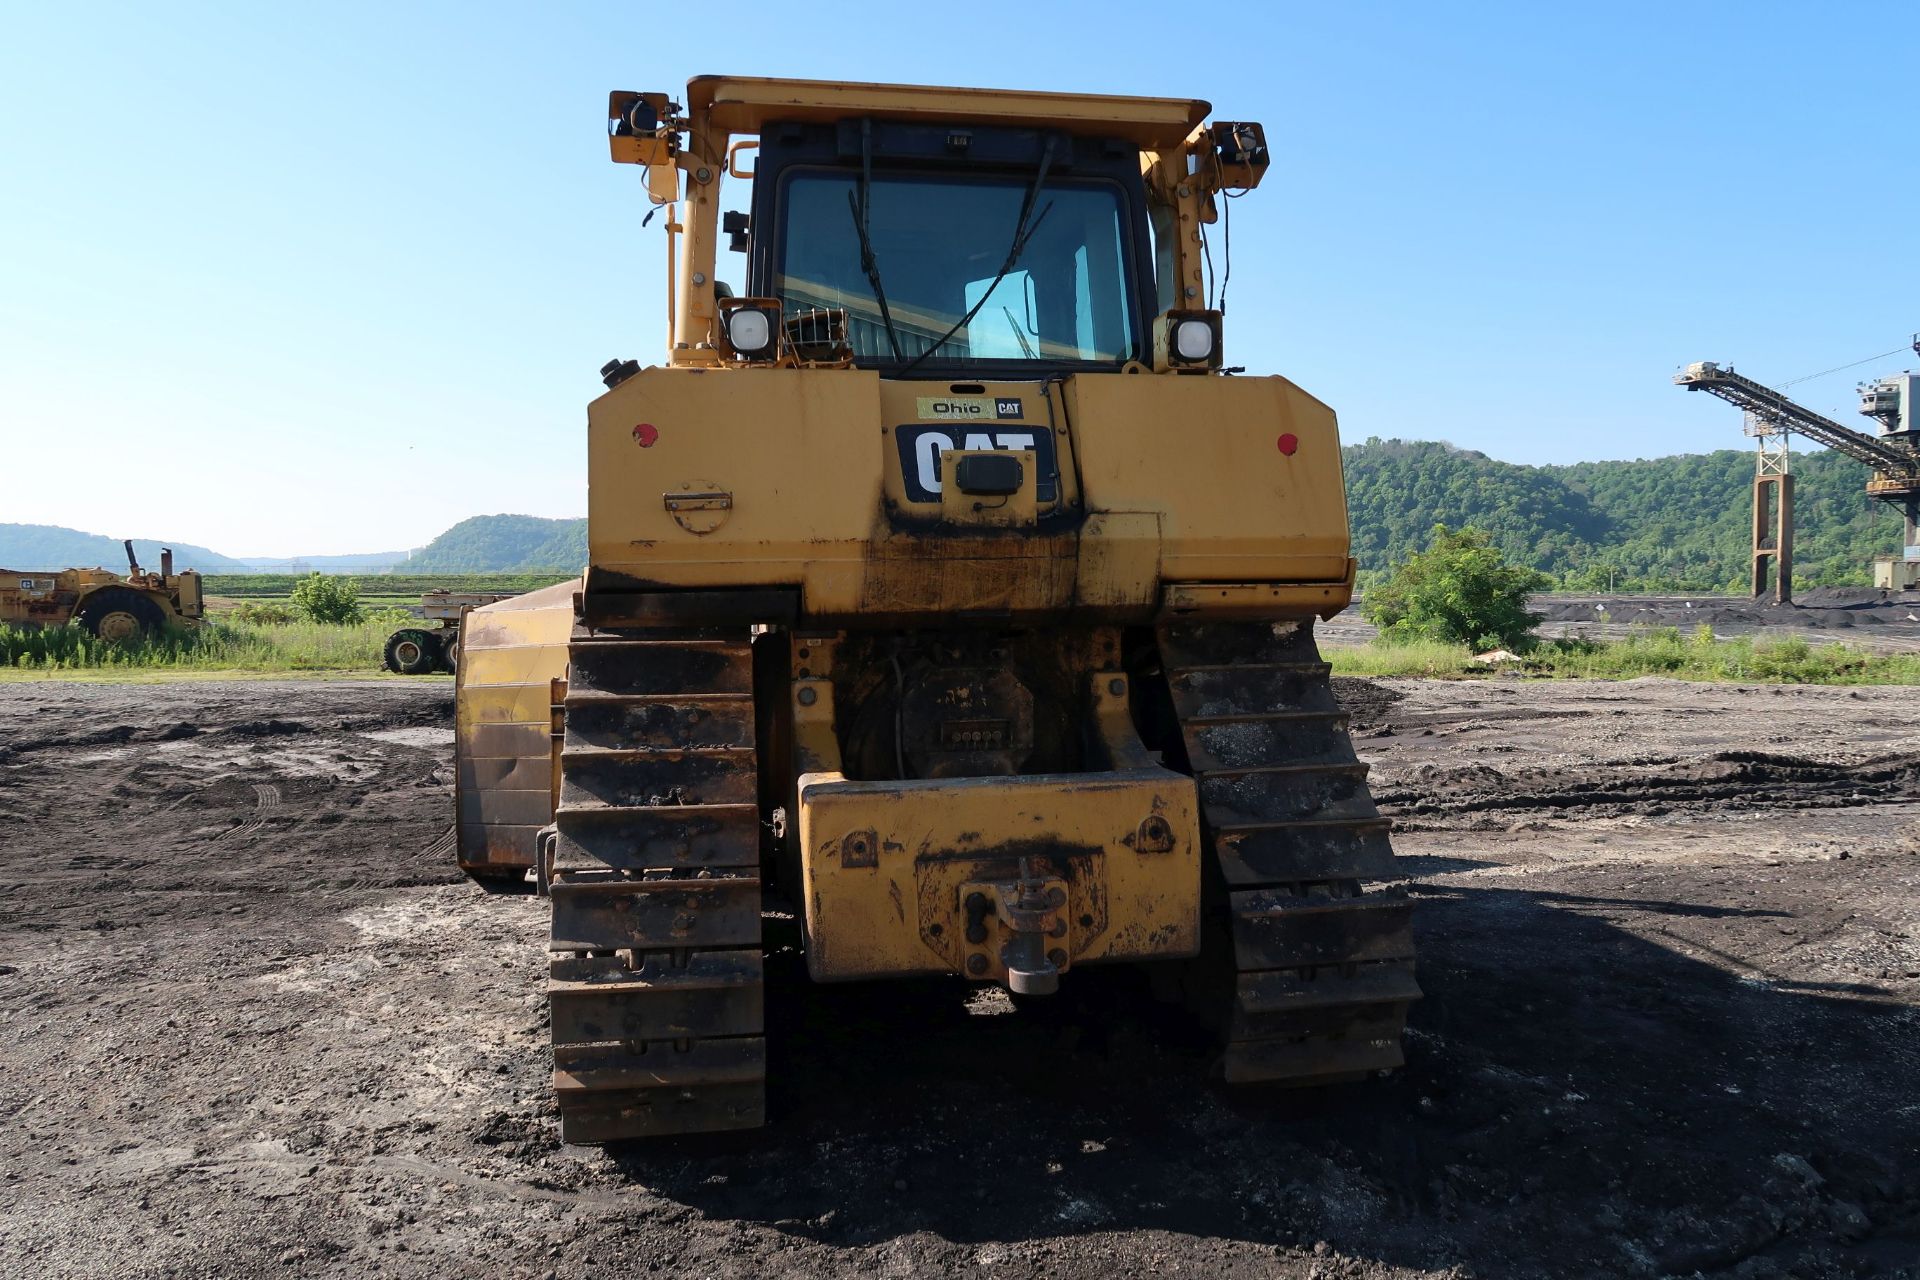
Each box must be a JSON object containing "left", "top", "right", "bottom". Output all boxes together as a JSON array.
[
  {"left": 547, "top": 628, "right": 765, "bottom": 1141},
  {"left": 1157, "top": 619, "right": 1419, "bottom": 1083}
]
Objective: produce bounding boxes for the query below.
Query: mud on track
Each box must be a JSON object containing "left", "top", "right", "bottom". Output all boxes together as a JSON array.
[{"left": 1, "top": 677, "right": 1917, "bottom": 1278}]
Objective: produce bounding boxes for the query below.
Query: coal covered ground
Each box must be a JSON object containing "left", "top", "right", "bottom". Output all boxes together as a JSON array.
[
  {"left": 1324, "top": 588, "right": 1920, "bottom": 653},
  {"left": 1, "top": 677, "right": 1917, "bottom": 1279}
]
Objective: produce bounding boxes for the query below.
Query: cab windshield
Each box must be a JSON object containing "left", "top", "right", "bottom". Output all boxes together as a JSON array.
[{"left": 774, "top": 170, "right": 1138, "bottom": 368}]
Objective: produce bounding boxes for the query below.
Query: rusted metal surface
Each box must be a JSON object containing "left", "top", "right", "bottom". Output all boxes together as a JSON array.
[{"left": 1157, "top": 617, "right": 1419, "bottom": 1084}]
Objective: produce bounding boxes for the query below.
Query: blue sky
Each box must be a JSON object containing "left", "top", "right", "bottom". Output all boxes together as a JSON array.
[{"left": 2, "top": 2, "right": 1914, "bottom": 555}]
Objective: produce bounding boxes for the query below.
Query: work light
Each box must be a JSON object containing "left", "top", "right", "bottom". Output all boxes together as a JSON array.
[
  {"left": 728, "top": 310, "right": 771, "bottom": 353},
  {"left": 1155, "top": 309, "right": 1223, "bottom": 371},
  {"left": 717, "top": 298, "right": 782, "bottom": 363},
  {"left": 1174, "top": 319, "right": 1214, "bottom": 362}
]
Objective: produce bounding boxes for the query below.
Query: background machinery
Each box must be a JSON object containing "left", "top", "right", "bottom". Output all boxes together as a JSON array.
[
  {"left": 454, "top": 76, "right": 1416, "bottom": 1141},
  {"left": 0, "top": 541, "right": 203, "bottom": 639},
  {"left": 381, "top": 589, "right": 514, "bottom": 675},
  {"left": 1675, "top": 334, "right": 1920, "bottom": 600}
]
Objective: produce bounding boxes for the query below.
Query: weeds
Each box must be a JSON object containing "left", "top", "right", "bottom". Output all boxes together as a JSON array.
[
  {"left": 1326, "top": 626, "right": 1920, "bottom": 685},
  {"left": 0, "top": 619, "right": 411, "bottom": 675},
  {"left": 229, "top": 601, "right": 297, "bottom": 625},
  {"left": 1322, "top": 639, "right": 1480, "bottom": 677}
]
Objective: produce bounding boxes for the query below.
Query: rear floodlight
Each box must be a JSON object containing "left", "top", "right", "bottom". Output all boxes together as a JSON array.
[
  {"left": 717, "top": 297, "right": 781, "bottom": 363},
  {"left": 1175, "top": 320, "right": 1214, "bottom": 361},
  {"left": 1155, "top": 309, "right": 1223, "bottom": 372},
  {"left": 728, "top": 310, "right": 771, "bottom": 352}
]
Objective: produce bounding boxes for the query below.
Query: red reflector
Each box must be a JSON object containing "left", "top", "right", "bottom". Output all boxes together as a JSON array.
[
  {"left": 633, "top": 422, "right": 659, "bottom": 447},
  {"left": 1277, "top": 432, "right": 1299, "bottom": 456}
]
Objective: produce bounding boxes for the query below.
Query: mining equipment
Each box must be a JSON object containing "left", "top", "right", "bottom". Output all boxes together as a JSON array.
[
  {"left": 0, "top": 541, "right": 203, "bottom": 639},
  {"left": 382, "top": 590, "right": 514, "bottom": 675},
  {"left": 453, "top": 76, "right": 1417, "bottom": 1140},
  {"left": 1675, "top": 333, "right": 1920, "bottom": 601}
]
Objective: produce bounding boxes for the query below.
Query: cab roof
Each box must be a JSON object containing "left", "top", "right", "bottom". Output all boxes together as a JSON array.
[{"left": 687, "top": 75, "right": 1210, "bottom": 149}]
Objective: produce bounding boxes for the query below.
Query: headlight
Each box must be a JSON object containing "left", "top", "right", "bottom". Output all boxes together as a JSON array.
[
  {"left": 1174, "top": 319, "right": 1214, "bottom": 361},
  {"left": 726, "top": 309, "right": 771, "bottom": 353}
]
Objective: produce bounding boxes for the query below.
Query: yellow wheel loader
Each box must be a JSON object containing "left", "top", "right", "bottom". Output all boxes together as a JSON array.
[
  {"left": 454, "top": 76, "right": 1417, "bottom": 1141},
  {"left": 0, "top": 542, "right": 203, "bottom": 640}
]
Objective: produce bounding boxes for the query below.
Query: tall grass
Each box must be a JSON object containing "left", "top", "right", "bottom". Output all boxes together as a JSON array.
[
  {"left": 1326, "top": 625, "right": 1920, "bottom": 685},
  {"left": 0, "top": 620, "right": 410, "bottom": 675},
  {"left": 1322, "top": 639, "right": 1478, "bottom": 678},
  {"left": 1537, "top": 626, "right": 1920, "bottom": 684}
]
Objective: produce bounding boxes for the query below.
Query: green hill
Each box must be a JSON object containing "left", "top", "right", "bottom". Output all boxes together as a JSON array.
[
  {"left": 1344, "top": 439, "right": 1894, "bottom": 591},
  {"left": 397, "top": 514, "right": 587, "bottom": 574},
  {"left": 0, "top": 524, "right": 249, "bottom": 573}
]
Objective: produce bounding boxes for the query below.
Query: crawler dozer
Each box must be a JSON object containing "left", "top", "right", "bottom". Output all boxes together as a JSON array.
[
  {"left": 0, "top": 542, "right": 203, "bottom": 639},
  {"left": 455, "top": 75, "right": 1417, "bottom": 1141}
]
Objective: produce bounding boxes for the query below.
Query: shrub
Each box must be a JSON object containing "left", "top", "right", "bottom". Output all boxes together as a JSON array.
[
  {"left": 231, "top": 601, "right": 296, "bottom": 625},
  {"left": 1363, "top": 525, "right": 1553, "bottom": 651},
  {"left": 288, "top": 573, "right": 362, "bottom": 625}
]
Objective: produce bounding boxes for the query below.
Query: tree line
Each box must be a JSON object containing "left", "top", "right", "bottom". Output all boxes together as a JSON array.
[{"left": 1345, "top": 438, "right": 1896, "bottom": 591}]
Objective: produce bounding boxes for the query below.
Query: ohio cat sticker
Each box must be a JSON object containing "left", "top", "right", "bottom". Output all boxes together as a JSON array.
[{"left": 915, "top": 396, "right": 1023, "bottom": 421}]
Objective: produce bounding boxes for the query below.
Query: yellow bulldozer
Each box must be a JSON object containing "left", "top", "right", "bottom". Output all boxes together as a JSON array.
[
  {"left": 0, "top": 542, "right": 203, "bottom": 640},
  {"left": 454, "top": 76, "right": 1417, "bottom": 1141}
]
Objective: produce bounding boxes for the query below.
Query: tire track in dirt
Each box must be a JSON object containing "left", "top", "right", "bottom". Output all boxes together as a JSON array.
[{"left": 214, "top": 782, "right": 282, "bottom": 843}]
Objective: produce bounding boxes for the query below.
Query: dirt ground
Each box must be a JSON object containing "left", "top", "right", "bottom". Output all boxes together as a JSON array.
[{"left": 2, "top": 675, "right": 1917, "bottom": 1279}]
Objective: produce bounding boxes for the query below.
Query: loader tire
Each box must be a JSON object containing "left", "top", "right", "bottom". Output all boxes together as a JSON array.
[
  {"left": 76, "top": 588, "right": 165, "bottom": 642},
  {"left": 383, "top": 628, "right": 441, "bottom": 675},
  {"left": 546, "top": 627, "right": 765, "bottom": 1142},
  {"left": 1154, "top": 618, "right": 1419, "bottom": 1085}
]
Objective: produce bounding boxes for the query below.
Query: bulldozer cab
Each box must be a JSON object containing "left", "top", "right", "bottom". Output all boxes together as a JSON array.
[{"left": 608, "top": 78, "right": 1266, "bottom": 379}]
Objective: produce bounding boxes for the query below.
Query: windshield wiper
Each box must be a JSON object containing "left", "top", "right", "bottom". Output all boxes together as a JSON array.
[
  {"left": 896, "top": 134, "right": 1058, "bottom": 377},
  {"left": 1001, "top": 305, "right": 1039, "bottom": 360},
  {"left": 846, "top": 118, "right": 905, "bottom": 361}
]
